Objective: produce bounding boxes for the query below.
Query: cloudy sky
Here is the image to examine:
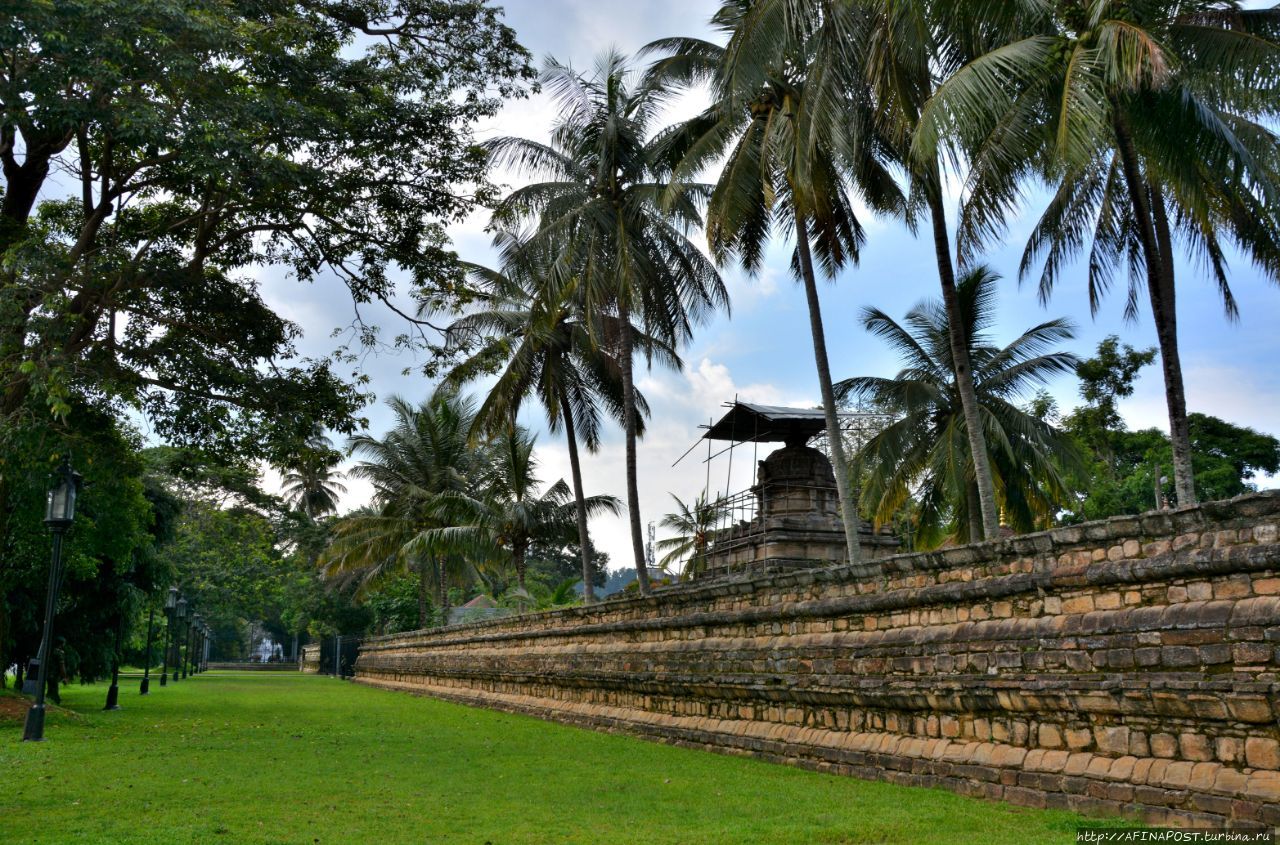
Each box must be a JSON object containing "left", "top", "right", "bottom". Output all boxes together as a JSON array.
[{"left": 261, "top": 0, "right": 1280, "bottom": 572}]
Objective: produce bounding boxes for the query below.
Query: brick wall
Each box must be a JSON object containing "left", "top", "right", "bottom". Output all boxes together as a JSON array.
[{"left": 354, "top": 493, "right": 1280, "bottom": 828}]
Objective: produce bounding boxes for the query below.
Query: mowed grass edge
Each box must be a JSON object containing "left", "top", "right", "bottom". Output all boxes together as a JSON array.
[{"left": 1, "top": 672, "right": 1100, "bottom": 844}]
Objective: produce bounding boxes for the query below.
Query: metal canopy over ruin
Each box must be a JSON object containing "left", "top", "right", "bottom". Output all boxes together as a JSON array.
[{"left": 702, "top": 402, "right": 827, "bottom": 444}]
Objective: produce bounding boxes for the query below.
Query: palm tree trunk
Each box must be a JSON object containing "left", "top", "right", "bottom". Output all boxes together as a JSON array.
[
  {"left": 1149, "top": 185, "right": 1196, "bottom": 506},
  {"left": 417, "top": 558, "right": 430, "bottom": 629},
  {"left": 436, "top": 557, "right": 449, "bottom": 627},
  {"left": 560, "top": 391, "right": 596, "bottom": 603},
  {"left": 1110, "top": 110, "right": 1196, "bottom": 505},
  {"left": 793, "top": 211, "right": 862, "bottom": 565},
  {"left": 514, "top": 542, "right": 527, "bottom": 592},
  {"left": 966, "top": 480, "right": 982, "bottom": 544},
  {"left": 925, "top": 182, "right": 1000, "bottom": 541},
  {"left": 617, "top": 300, "right": 651, "bottom": 594}
]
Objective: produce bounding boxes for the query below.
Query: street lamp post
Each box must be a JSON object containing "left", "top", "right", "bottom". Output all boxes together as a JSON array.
[
  {"left": 182, "top": 611, "right": 196, "bottom": 679},
  {"left": 173, "top": 597, "right": 186, "bottom": 682},
  {"left": 140, "top": 605, "right": 156, "bottom": 695},
  {"left": 160, "top": 587, "right": 176, "bottom": 687},
  {"left": 22, "top": 459, "right": 82, "bottom": 742},
  {"left": 187, "top": 614, "right": 201, "bottom": 677}
]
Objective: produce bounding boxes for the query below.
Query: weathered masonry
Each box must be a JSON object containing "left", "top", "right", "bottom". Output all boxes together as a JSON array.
[{"left": 354, "top": 493, "right": 1280, "bottom": 828}]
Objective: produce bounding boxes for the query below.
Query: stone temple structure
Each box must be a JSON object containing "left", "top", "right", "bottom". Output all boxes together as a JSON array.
[{"left": 700, "top": 402, "right": 898, "bottom": 578}]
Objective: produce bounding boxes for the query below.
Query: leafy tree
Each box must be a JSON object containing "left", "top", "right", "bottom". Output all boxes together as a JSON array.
[
  {"left": 838, "top": 266, "right": 1082, "bottom": 546},
  {"left": 525, "top": 539, "right": 610, "bottom": 592},
  {"left": 0, "top": 0, "right": 533, "bottom": 477},
  {"left": 918, "top": 1, "right": 1280, "bottom": 507},
  {"left": 1189, "top": 414, "right": 1280, "bottom": 501},
  {"left": 1062, "top": 338, "right": 1280, "bottom": 521},
  {"left": 484, "top": 51, "right": 729, "bottom": 594},
  {"left": 1, "top": 404, "right": 156, "bottom": 683}
]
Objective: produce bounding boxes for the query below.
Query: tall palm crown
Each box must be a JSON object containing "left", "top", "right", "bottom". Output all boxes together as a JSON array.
[
  {"left": 837, "top": 266, "right": 1082, "bottom": 547},
  {"left": 319, "top": 390, "right": 481, "bottom": 627},
  {"left": 917, "top": 1, "right": 1280, "bottom": 507},
  {"left": 656, "top": 492, "right": 728, "bottom": 579},
  {"left": 646, "top": 2, "right": 902, "bottom": 565},
  {"left": 280, "top": 429, "right": 347, "bottom": 520},
  {"left": 487, "top": 51, "right": 727, "bottom": 351},
  {"left": 433, "top": 426, "right": 622, "bottom": 591},
  {"left": 486, "top": 50, "right": 729, "bottom": 593},
  {"left": 443, "top": 229, "right": 675, "bottom": 601}
]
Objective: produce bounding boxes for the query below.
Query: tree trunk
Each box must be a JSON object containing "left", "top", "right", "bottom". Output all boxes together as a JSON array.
[
  {"left": 1110, "top": 110, "right": 1197, "bottom": 505},
  {"left": 437, "top": 557, "right": 450, "bottom": 626},
  {"left": 966, "top": 480, "right": 982, "bottom": 544},
  {"left": 793, "top": 211, "right": 862, "bottom": 565},
  {"left": 925, "top": 184, "right": 1000, "bottom": 540},
  {"left": 514, "top": 542, "right": 527, "bottom": 592},
  {"left": 560, "top": 391, "right": 596, "bottom": 603},
  {"left": 417, "top": 558, "right": 430, "bottom": 629},
  {"left": 616, "top": 301, "right": 651, "bottom": 594},
  {"left": 1149, "top": 185, "right": 1196, "bottom": 506}
]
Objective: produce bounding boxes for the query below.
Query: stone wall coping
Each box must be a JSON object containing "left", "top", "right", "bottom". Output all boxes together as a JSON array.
[{"left": 360, "top": 491, "right": 1280, "bottom": 647}]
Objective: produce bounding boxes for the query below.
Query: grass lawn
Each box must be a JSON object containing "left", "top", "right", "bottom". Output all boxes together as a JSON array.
[{"left": 1, "top": 672, "right": 1101, "bottom": 844}]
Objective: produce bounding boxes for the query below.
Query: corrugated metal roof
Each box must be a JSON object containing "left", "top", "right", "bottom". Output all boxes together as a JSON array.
[{"left": 703, "top": 402, "right": 827, "bottom": 443}]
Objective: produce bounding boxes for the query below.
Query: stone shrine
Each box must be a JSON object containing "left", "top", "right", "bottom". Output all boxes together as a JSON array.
[{"left": 700, "top": 402, "right": 898, "bottom": 577}]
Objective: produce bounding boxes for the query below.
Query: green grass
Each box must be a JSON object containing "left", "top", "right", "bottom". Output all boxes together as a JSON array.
[{"left": 1, "top": 672, "right": 1098, "bottom": 844}]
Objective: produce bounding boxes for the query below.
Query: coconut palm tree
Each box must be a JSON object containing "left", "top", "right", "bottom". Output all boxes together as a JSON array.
[
  {"left": 701, "top": 0, "right": 1038, "bottom": 540},
  {"left": 318, "top": 390, "right": 482, "bottom": 627},
  {"left": 656, "top": 492, "right": 727, "bottom": 579},
  {"left": 916, "top": 1, "right": 1280, "bottom": 507},
  {"left": 837, "top": 265, "right": 1083, "bottom": 547},
  {"left": 280, "top": 428, "right": 347, "bottom": 520},
  {"left": 442, "top": 228, "right": 677, "bottom": 602},
  {"left": 435, "top": 426, "right": 622, "bottom": 592},
  {"left": 645, "top": 3, "right": 903, "bottom": 564},
  {"left": 484, "top": 50, "right": 729, "bottom": 594}
]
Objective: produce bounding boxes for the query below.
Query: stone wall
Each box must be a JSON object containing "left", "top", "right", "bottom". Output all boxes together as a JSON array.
[
  {"left": 354, "top": 493, "right": 1280, "bottom": 828},
  {"left": 207, "top": 662, "right": 298, "bottom": 671},
  {"left": 300, "top": 644, "right": 320, "bottom": 674}
]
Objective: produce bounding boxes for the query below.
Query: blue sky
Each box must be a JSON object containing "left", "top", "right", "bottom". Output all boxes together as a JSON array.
[{"left": 259, "top": 0, "right": 1280, "bottom": 571}]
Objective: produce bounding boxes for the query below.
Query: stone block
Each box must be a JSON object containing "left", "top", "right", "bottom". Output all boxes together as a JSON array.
[
  {"left": 1179, "top": 733, "right": 1213, "bottom": 762},
  {"left": 1066, "top": 728, "right": 1093, "bottom": 751},
  {"left": 1150, "top": 733, "right": 1178, "bottom": 759},
  {"left": 1096, "top": 726, "right": 1130, "bottom": 756},
  {"left": 1244, "top": 737, "right": 1280, "bottom": 771},
  {"left": 1038, "top": 723, "right": 1063, "bottom": 749}
]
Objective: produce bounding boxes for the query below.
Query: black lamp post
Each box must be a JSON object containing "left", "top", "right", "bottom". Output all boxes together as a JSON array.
[
  {"left": 22, "top": 458, "right": 81, "bottom": 742},
  {"left": 140, "top": 605, "right": 156, "bottom": 695},
  {"left": 187, "top": 614, "right": 201, "bottom": 677},
  {"left": 202, "top": 624, "right": 212, "bottom": 671},
  {"left": 181, "top": 609, "right": 195, "bottom": 679},
  {"left": 173, "top": 596, "right": 187, "bottom": 682},
  {"left": 160, "top": 587, "right": 176, "bottom": 687}
]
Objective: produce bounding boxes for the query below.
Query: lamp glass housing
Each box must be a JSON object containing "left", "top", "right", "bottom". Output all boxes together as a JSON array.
[
  {"left": 176, "top": 597, "right": 187, "bottom": 619},
  {"left": 165, "top": 586, "right": 178, "bottom": 610},
  {"left": 44, "top": 464, "right": 80, "bottom": 526}
]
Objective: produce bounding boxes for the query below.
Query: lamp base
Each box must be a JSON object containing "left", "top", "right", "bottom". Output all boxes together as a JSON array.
[
  {"left": 140, "top": 677, "right": 150, "bottom": 695},
  {"left": 22, "top": 705, "right": 45, "bottom": 742},
  {"left": 104, "top": 683, "right": 120, "bottom": 710}
]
